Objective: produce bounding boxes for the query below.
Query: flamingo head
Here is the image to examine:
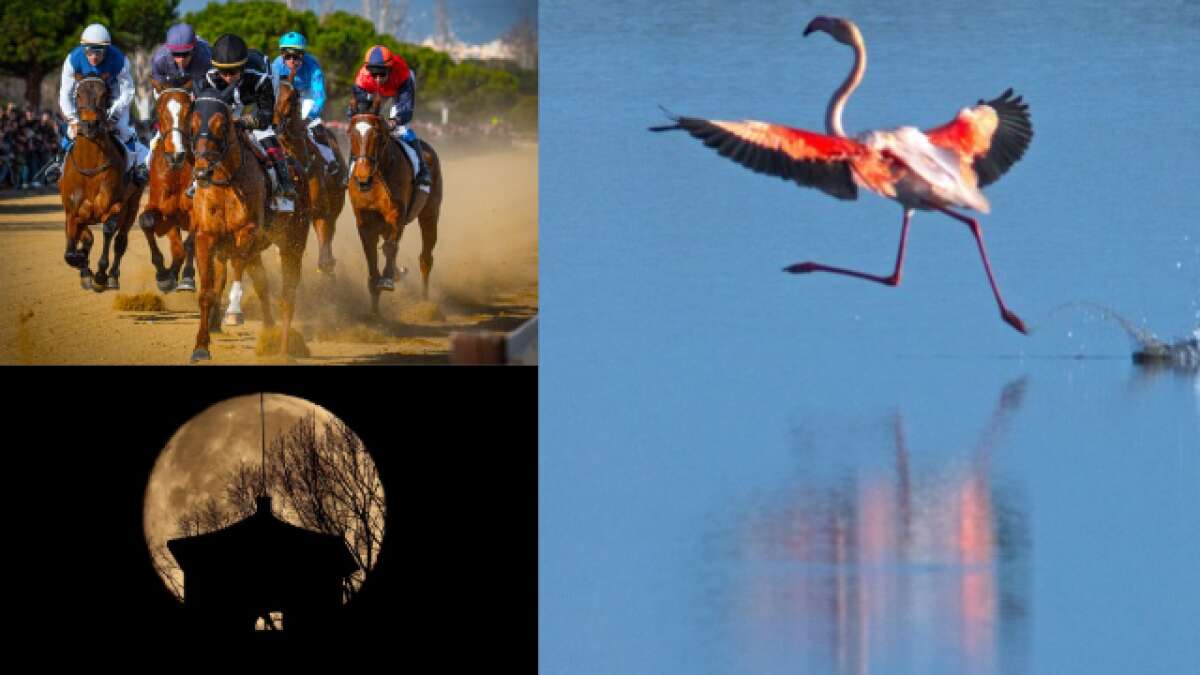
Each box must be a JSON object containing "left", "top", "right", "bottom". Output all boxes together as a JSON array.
[{"left": 803, "top": 16, "right": 860, "bottom": 46}]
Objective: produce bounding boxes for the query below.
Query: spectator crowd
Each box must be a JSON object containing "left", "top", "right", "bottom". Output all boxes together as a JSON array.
[{"left": 0, "top": 101, "right": 69, "bottom": 192}]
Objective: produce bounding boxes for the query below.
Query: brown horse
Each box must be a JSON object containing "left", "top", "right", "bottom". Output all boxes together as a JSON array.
[
  {"left": 347, "top": 97, "right": 443, "bottom": 315},
  {"left": 273, "top": 68, "right": 346, "bottom": 278},
  {"left": 60, "top": 75, "right": 143, "bottom": 291},
  {"left": 188, "top": 88, "right": 310, "bottom": 362},
  {"left": 139, "top": 79, "right": 197, "bottom": 293}
]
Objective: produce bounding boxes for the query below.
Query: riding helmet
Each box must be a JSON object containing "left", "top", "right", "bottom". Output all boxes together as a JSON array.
[
  {"left": 166, "top": 24, "right": 198, "bottom": 53},
  {"left": 279, "top": 32, "right": 307, "bottom": 52},
  {"left": 81, "top": 24, "right": 112, "bottom": 46},
  {"left": 212, "top": 34, "right": 249, "bottom": 69}
]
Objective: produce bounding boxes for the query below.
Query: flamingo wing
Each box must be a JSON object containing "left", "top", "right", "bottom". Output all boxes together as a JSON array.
[
  {"left": 925, "top": 89, "right": 1033, "bottom": 188},
  {"left": 650, "top": 115, "right": 863, "bottom": 200}
]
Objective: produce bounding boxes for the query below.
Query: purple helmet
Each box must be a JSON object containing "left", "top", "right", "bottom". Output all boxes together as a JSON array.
[{"left": 166, "top": 24, "right": 197, "bottom": 53}]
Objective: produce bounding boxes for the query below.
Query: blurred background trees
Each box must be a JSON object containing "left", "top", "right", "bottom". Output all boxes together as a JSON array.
[{"left": 0, "top": 0, "right": 537, "bottom": 134}]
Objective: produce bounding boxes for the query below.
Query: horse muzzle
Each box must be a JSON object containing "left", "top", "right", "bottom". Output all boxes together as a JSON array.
[{"left": 356, "top": 176, "right": 373, "bottom": 191}]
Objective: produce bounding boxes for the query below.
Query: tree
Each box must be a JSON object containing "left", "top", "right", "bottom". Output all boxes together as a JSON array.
[
  {"left": 155, "top": 412, "right": 386, "bottom": 602},
  {"left": 0, "top": 0, "right": 176, "bottom": 111},
  {"left": 0, "top": 0, "right": 89, "bottom": 108}
]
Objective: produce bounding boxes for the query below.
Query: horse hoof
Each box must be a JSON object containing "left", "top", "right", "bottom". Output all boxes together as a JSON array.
[
  {"left": 177, "top": 277, "right": 196, "bottom": 292},
  {"left": 224, "top": 312, "right": 244, "bottom": 326},
  {"left": 395, "top": 266, "right": 408, "bottom": 279},
  {"left": 157, "top": 278, "right": 176, "bottom": 293},
  {"left": 376, "top": 278, "right": 395, "bottom": 292},
  {"left": 190, "top": 348, "right": 211, "bottom": 363},
  {"left": 80, "top": 276, "right": 93, "bottom": 291},
  {"left": 107, "top": 277, "right": 120, "bottom": 290}
]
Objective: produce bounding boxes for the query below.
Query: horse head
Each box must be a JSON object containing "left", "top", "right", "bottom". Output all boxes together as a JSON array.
[
  {"left": 273, "top": 66, "right": 303, "bottom": 135},
  {"left": 190, "top": 86, "right": 237, "bottom": 186},
  {"left": 74, "top": 75, "right": 111, "bottom": 140},
  {"left": 349, "top": 111, "right": 385, "bottom": 191},
  {"left": 154, "top": 78, "right": 194, "bottom": 170}
]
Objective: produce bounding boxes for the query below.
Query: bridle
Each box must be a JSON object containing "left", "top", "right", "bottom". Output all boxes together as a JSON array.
[
  {"left": 71, "top": 77, "right": 116, "bottom": 176},
  {"left": 275, "top": 78, "right": 314, "bottom": 173},
  {"left": 192, "top": 96, "right": 242, "bottom": 187},
  {"left": 349, "top": 113, "right": 387, "bottom": 187},
  {"left": 156, "top": 87, "right": 194, "bottom": 171}
]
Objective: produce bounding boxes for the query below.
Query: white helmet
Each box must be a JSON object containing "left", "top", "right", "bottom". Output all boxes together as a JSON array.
[{"left": 81, "top": 24, "right": 111, "bottom": 46}]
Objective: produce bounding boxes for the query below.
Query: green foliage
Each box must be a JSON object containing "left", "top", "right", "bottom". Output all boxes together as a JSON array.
[
  {"left": 184, "top": 1, "right": 534, "bottom": 125},
  {"left": 0, "top": 0, "right": 178, "bottom": 105}
]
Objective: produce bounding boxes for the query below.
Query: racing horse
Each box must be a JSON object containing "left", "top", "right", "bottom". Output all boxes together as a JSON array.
[
  {"left": 347, "top": 95, "right": 443, "bottom": 315},
  {"left": 59, "top": 75, "right": 144, "bottom": 291},
  {"left": 187, "top": 86, "right": 309, "bottom": 362},
  {"left": 139, "top": 78, "right": 197, "bottom": 293},
  {"left": 273, "top": 66, "right": 346, "bottom": 278}
]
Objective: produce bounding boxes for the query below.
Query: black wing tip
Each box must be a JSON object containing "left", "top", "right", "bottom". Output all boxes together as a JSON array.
[{"left": 649, "top": 104, "right": 683, "bottom": 132}]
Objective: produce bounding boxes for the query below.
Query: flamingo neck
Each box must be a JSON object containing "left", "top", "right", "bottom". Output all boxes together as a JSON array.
[{"left": 826, "top": 33, "right": 866, "bottom": 138}]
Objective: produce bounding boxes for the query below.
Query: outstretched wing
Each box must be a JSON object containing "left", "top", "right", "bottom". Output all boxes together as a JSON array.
[
  {"left": 650, "top": 115, "right": 864, "bottom": 200},
  {"left": 925, "top": 89, "right": 1032, "bottom": 188}
]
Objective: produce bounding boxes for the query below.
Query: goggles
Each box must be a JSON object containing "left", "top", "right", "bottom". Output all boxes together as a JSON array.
[
  {"left": 84, "top": 45, "right": 107, "bottom": 55},
  {"left": 282, "top": 49, "right": 305, "bottom": 61}
]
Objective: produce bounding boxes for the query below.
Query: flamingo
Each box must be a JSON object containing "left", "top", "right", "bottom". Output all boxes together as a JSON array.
[{"left": 650, "top": 16, "right": 1033, "bottom": 334}]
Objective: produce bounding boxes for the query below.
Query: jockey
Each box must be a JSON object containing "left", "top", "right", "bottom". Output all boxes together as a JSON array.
[
  {"left": 151, "top": 23, "right": 212, "bottom": 89},
  {"left": 191, "top": 33, "right": 297, "bottom": 203},
  {"left": 271, "top": 32, "right": 340, "bottom": 177},
  {"left": 350, "top": 44, "right": 430, "bottom": 192},
  {"left": 44, "top": 24, "right": 149, "bottom": 186},
  {"left": 146, "top": 24, "right": 212, "bottom": 163}
]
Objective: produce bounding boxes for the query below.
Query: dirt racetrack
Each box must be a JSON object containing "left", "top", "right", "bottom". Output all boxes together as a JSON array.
[{"left": 0, "top": 142, "right": 537, "bottom": 364}]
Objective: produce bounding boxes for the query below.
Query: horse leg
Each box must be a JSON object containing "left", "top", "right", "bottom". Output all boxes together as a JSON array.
[
  {"left": 224, "top": 256, "right": 247, "bottom": 327},
  {"left": 209, "top": 256, "right": 227, "bottom": 333},
  {"left": 107, "top": 221, "right": 129, "bottom": 290},
  {"left": 163, "top": 225, "right": 185, "bottom": 293},
  {"left": 179, "top": 228, "right": 197, "bottom": 292},
  {"left": 77, "top": 227, "right": 95, "bottom": 291},
  {"left": 379, "top": 213, "right": 401, "bottom": 291},
  {"left": 140, "top": 209, "right": 174, "bottom": 291},
  {"left": 359, "top": 221, "right": 382, "bottom": 316},
  {"left": 417, "top": 207, "right": 439, "bottom": 301},
  {"left": 93, "top": 216, "right": 118, "bottom": 292},
  {"left": 191, "top": 233, "right": 215, "bottom": 362},
  {"left": 314, "top": 213, "right": 337, "bottom": 277},
  {"left": 246, "top": 253, "right": 274, "bottom": 328},
  {"left": 278, "top": 245, "right": 304, "bottom": 359}
]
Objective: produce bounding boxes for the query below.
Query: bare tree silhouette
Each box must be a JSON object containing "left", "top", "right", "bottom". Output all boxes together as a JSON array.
[{"left": 152, "top": 413, "right": 385, "bottom": 602}]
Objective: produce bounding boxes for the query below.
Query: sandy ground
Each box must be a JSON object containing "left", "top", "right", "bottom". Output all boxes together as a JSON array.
[{"left": 0, "top": 142, "right": 537, "bottom": 364}]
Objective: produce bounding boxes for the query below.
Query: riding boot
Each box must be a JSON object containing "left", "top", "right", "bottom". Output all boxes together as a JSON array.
[
  {"left": 43, "top": 141, "right": 72, "bottom": 184},
  {"left": 272, "top": 157, "right": 298, "bottom": 198},
  {"left": 401, "top": 130, "right": 432, "bottom": 191}
]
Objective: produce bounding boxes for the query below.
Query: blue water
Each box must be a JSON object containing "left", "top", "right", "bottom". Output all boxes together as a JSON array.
[{"left": 540, "top": 1, "right": 1199, "bottom": 673}]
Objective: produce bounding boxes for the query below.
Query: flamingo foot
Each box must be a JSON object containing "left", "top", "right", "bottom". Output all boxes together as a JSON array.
[{"left": 1002, "top": 309, "right": 1029, "bottom": 335}]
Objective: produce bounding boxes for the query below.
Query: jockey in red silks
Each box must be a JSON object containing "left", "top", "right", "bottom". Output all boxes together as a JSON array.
[{"left": 350, "top": 44, "right": 430, "bottom": 192}]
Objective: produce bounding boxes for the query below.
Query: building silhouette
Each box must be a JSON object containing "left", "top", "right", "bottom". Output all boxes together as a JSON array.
[{"left": 168, "top": 495, "right": 359, "bottom": 634}]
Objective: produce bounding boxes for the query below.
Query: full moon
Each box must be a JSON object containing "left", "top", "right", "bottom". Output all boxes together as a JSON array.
[{"left": 142, "top": 393, "right": 385, "bottom": 602}]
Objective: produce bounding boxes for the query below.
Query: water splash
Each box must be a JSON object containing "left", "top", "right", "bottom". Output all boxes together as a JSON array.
[{"left": 1049, "top": 302, "right": 1199, "bottom": 371}]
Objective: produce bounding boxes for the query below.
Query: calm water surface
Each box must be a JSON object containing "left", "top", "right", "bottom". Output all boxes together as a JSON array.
[{"left": 540, "top": 2, "right": 1200, "bottom": 673}]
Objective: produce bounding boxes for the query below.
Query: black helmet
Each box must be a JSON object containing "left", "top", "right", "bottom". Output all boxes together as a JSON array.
[{"left": 212, "top": 34, "right": 249, "bottom": 70}]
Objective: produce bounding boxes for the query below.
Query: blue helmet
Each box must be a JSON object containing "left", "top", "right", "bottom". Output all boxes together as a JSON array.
[{"left": 279, "top": 32, "right": 307, "bottom": 51}]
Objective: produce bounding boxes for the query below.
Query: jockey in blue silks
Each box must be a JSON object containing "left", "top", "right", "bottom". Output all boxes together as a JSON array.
[
  {"left": 271, "top": 32, "right": 340, "bottom": 177},
  {"left": 44, "top": 24, "right": 150, "bottom": 186}
]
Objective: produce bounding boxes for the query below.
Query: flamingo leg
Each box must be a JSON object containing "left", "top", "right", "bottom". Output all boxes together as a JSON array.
[
  {"left": 785, "top": 208, "right": 913, "bottom": 286},
  {"left": 931, "top": 205, "right": 1027, "bottom": 334}
]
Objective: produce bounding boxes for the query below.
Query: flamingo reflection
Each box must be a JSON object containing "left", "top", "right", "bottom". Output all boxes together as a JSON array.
[{"left": 736, "top": 379, "right": 1029, "bottom": 675}]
